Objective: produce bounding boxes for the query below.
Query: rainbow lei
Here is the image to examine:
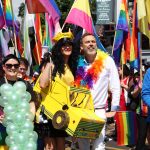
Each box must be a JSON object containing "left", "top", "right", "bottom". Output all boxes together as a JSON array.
[{"left": 74, "top": 51, "right": 108, "bottom": 89}]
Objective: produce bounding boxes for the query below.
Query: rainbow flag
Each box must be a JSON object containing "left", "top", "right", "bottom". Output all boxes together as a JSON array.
[
  {"left": 39, "top": 0, "right": 61, "bottom": 24},
  {"left": 0, "top": 1, "right": 5, "bottom": 29},
  {"left": 115, "top": 111, "right": 137, "bottom": 146},
  {"left": 3, "top": 0, "right": 19, "bottom": 32},
  {"left": 65, "top": 0, "right": 93, "bottom": 34},
  {"left": 42, "top": 16, "right": 52, "bottom": 49},
  {"left": 129, "top": 0, "right": 138, "bottom": 62},
  {"left": 4, "top": 0, "right": 13, "bottom": 26},
  {"left": 113, "top": 0, "right": 129, "bottom": 65}
]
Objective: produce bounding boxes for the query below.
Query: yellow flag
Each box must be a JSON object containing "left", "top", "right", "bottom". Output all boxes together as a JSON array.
[{"left": 137, "top": 0, "right": 150, "bottom": 39}]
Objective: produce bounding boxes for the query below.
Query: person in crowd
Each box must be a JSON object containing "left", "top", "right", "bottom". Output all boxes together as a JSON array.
[
  {"left": 97, "top": 25, "right": 112, "bottom": 54},
  {"left": 39, "top": 52, "right": 52, "bottom": 74},
  {"left": 0, "top": 54, "right": 36, "bottom": 148},
  {"left": 17, "top": 57, "right": 35, "bottom": 85},
  {"left": 34, "top": 52, "right": 52, "bottom": 150},
  {"left": 139, "top": 68, "right": 150, "bottom": 150},
  {"left": 128, "top": 71, "right": 142, "bottom": 111},
  {"left": 39, "top": 31, "right": 78, "bottom": 150},
  {"left": 118, "top": 64, "right": 130, "bottom": 111},
  {"left": 75, "top": 33, "right": 120, "bottom": 150},
  {"left": 0, "top": 63, "right": 4, "bottom": 79},
  {"left": 17, "top": 57, "right": 29, "bottom": 79}
]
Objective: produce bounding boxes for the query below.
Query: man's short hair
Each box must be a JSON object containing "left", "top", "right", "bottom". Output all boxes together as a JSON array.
[
  {"left": 2, "top": 54, "right": 20, "bottom": 65},
  {"left": 19, "top": 57, "right": 29, "bottom": 69},
  {"left": 80, "top": 33, "right": 94, "bottom": 44}
]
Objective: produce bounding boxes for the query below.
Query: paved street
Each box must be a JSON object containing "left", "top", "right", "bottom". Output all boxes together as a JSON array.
[{"left": 65, "top": 138, "right": 132, "bottom": 150}]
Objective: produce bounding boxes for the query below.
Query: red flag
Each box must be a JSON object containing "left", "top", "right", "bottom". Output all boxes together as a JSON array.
[
  {"left": 33, "top": 14, "right": 42, "bottom": 65},
  {"left": 26, "top": 0, "right": 47, "bottom": 13},
  {"left": 16, "top": 34, "right": 23, "bottom": 55}
]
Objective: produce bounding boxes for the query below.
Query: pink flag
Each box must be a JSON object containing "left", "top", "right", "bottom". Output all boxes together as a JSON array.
[{"left": 65, "top": 0, "right": 93, "bottom": 34}]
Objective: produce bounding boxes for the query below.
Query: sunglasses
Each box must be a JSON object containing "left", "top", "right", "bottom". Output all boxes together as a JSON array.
[{"left": 5, "top": 63, "right": 20, "bottom": 69}]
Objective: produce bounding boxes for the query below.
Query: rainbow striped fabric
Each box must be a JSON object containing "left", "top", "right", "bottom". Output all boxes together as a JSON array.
[
  {"left": 115, "top": 111, "right": 137, "bottom": 146},
  {"left": 113, "top": 0, "right": 129, "bottom": 65},
  {"left": 4, "top": 0, "right": 12, "bottom": 26},
  {"left": 0, "top": 1, "right": 5, "bottom": 29}
]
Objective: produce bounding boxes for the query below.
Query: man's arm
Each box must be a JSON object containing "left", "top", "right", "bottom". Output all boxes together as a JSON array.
[
  {"left": 142, "top": 69, "right": 150, "bottom": 107},
  {"left": 107, "top": 57, "right": 120, "bottom": 117}
]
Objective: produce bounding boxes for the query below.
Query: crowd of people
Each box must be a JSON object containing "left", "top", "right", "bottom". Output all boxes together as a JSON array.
[{"left": 0, "top": 30, "right": 150, "bottom": 150}]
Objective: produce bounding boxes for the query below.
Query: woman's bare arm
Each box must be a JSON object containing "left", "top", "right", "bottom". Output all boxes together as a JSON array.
[{"left": 39, "top": 62, "right": 53, "bottom": 89}]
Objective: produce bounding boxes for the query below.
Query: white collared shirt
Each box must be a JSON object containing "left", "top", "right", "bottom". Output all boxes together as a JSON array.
[{"left": 88, "top": 55, "right": 120, "bottom": 111}]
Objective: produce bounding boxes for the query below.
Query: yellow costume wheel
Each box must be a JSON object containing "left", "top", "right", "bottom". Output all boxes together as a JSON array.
[{"left": 52, "top": 110, "right": 69, "bottom": 130}]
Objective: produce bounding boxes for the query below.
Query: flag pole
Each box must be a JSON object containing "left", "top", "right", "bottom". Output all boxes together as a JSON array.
[
  {"left": 111, "top": 28, "right": 117, "bottom": 55},
  {"left": 9, "top": 0, "right": 18, "bottom": 56},
  {"left": 139, "top": 32, "right": 143, "bottom": 81}
]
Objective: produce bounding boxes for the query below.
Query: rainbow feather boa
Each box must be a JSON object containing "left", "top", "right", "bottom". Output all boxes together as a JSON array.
[{"left": 74, "top": 50, "right": 108, "bottom": 89}]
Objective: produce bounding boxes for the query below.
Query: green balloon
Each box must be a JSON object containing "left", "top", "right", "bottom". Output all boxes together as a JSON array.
[
  {"left": 13, "top": 81, "right": 27, "bottom": 93},
  {"left": 13, "top": 112, "right": 26, "bottom": 123},
  {"left": 5, "top": 136, "right": 15, "bottom": 146},
  {"left": 20, "top": 101, "right": 30, "bottom": 111},
  {"left": 25, "top": 112, "right": 34, "bottom": 122},
  {"left": 22, "top": 92, "right": 31, "bottom": 102},
  {"left": 25, "top": 141, "right": 37, "bottom": 149},
  {"left": 22, "top": 120, "right": 34, "bottom": 131},
  {"left": 0, "top": 83, "right": 13, "bottom": 96},
  {"left": 9, "top": 144, "right": 21, "bottom": 150},
  {"left": 4, "top": 105, "right": 15, "bottom": 115},
  {"left": 6, "top": 123, "right": 18, "bottom": 135},
  {"left": 29, "top": 131, "right": 38, "bottom": 141},
  {"left": 8, "top": 93, "right": 21, "bottom": 105},
  {"left": 0, "top": 96, "right": 9, "bottom": 107},
  {"left": 14, "top": 133, "right": 28, "bottom": 144}
]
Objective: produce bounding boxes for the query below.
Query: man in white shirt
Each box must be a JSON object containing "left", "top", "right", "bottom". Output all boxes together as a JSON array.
[{"left": 77, "top": 33, "right": 120, "bottom": 150}]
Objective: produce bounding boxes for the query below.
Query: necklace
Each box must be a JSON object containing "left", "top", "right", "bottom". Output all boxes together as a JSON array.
[{"left": 74, "top": 50, "right": 108, "bottom": 89}]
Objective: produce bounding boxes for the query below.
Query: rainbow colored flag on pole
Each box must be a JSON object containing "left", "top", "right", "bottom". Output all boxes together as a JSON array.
[
  {"left": 113, "top": 0, "right": 129, "bottom": 65},
  {"left": 0, "top": 0, "right": 5, "bottom": 29},
  {"left": 4, "top": 0, "right": 13, "bottom": 26},
  {"left": 115, "top": 111, "right": 137, "bottom": 146}
]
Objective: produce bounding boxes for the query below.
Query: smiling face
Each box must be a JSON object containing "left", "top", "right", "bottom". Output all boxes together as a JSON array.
[
  {"left": 61, "top": 43, "right": 73, "bottom": 57},
  {"left": 18, "top": 63, "right": 28, "bottom": 79},
  {"left": 80, "top": 35, "right": 97, "bottom": 62},
  {"left": 3, "top": 58, "right": 20, "bottom": 81}
]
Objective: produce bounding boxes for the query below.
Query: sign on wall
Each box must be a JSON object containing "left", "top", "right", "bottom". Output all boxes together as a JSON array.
[{"left": 96, "top": 0, "right": 115, "bottom": 24}]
